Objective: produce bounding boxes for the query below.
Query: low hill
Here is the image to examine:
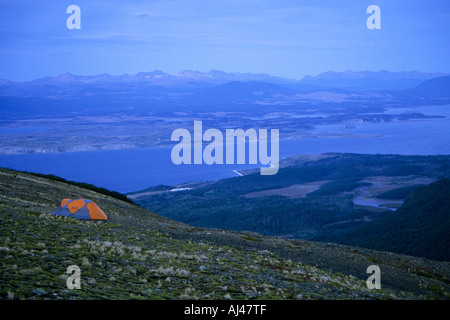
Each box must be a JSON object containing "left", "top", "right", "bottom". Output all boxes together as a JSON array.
[
  {"left": 315, "top": 179, "right": 450, "bottom": 261},
  {"left": 0, "top": 167, "right": 449, "bottom": 300},
  {"left": 191, "top": 80, "right": 297, "bottom": 105},
  {"left": 404, "top": 76, "right": 450, "bottom": 99},
  {"left": 298, "top": 70, "right": 447, "bottom": 91}
]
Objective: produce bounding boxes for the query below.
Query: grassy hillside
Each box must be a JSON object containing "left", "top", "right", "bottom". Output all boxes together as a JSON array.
[{"left": 0, "top": 167, "right": 449, "bottom": 300}]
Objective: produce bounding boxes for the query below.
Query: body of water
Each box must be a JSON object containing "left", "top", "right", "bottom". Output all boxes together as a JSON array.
[{"left": 0, "top": 105, "right": 449, "bottom": 193}]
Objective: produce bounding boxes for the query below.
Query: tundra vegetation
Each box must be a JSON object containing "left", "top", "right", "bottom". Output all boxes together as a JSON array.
[{"left": 1, "top": 166, "right": 449, "bottom": 300}]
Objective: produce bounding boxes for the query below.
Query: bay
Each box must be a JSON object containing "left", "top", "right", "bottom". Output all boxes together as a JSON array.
[{"left": 0, "top": 105, "right": 449, "bottom": 193}]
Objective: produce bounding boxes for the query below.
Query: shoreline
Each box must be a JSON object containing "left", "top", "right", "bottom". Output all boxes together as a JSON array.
[{"left": 233, "top": 170, "right": 244, "bottom": 177}]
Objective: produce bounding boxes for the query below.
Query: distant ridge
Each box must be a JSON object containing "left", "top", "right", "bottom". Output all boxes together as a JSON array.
[
  {"left": 14, "top": 69, "right": 296, "bottom": 86},
  {"left": 0, "top": 69, "right": 448, "bottom": 100},
  {"left": 301, "top": 70, "right": 448, "bottom": 80},
  {"left": 405, "top": 75, "right": 450, "bottom": 98},
  {"left": 299, "top": 70, "right": 449, "bottom": 91},
  {"left": 3, "top": 69, "right": 447, "bottom": 86}
]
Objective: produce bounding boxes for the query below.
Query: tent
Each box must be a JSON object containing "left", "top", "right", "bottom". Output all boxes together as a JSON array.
[{"left": 51, "top": 198, "right": 108, "bottom": 221}]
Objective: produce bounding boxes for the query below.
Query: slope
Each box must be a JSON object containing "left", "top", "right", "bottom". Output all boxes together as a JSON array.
[
  {"left": 314, "top": 179, "right": 450, "bottom": 262},
  {"left": 298, "top": 70, "right": 448, "bottom": 91},
  {"left": 0, "top": 167, "right": 449, "bottom": 299},
  {"left": 403, "top": 76, "right": 450, "bottom": 99},
  {"left": 133, "top": 153, "right": 450, "bottom": 247}
]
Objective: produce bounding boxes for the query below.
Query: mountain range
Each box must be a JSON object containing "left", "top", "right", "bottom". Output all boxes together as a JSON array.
[
  {"left": 0, "top": 69, "right": 449, "bottom": 155},
  {"left": 0, "top": 69, "right": 294, "bottom": 87},
  {"left": 1, "top": 70, "right": 449, "bottom": 110},
  {"left": 1, "top": 69, "right": 447, "bottom": 90}
]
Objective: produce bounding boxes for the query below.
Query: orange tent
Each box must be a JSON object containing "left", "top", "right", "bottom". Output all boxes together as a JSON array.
[{"left": 51, "top": 198, "right": 108, "bottom": 221}]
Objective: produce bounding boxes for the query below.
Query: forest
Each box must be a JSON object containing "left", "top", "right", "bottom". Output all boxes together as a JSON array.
[{"left": 131, "top": 153, "right": 450, "bottom": 261}]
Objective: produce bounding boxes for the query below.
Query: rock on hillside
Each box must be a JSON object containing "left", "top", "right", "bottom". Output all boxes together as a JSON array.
[{"left": 0, "top": 167, "right": 448, "bottom": 300}]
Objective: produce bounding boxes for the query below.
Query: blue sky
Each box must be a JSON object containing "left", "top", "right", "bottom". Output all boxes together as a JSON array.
[{"left": 0, "top": 0, "right": 449, "bottom": 81}]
